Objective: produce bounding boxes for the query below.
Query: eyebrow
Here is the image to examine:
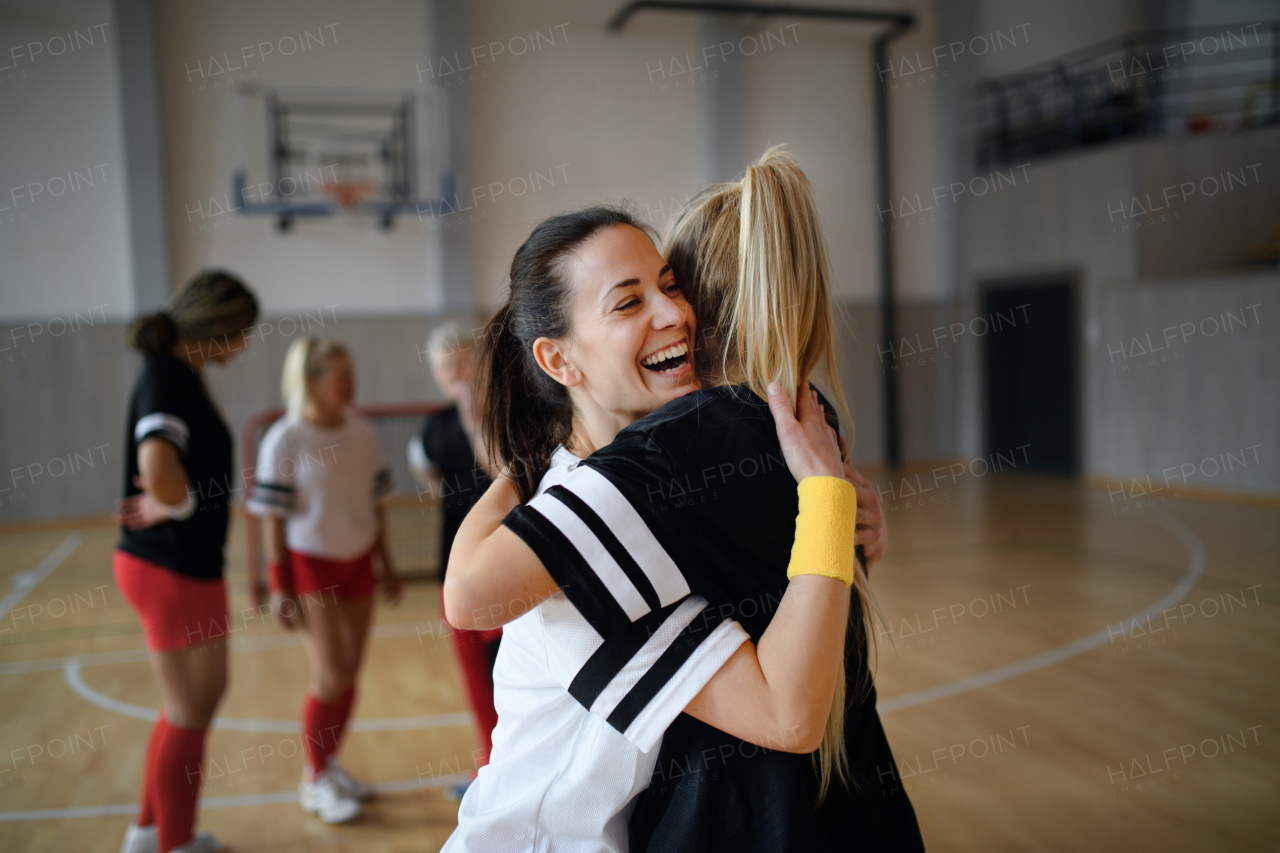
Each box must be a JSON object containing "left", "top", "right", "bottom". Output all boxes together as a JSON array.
[{"left": 605, "top": 264, "right": 674, "bottom": 295}]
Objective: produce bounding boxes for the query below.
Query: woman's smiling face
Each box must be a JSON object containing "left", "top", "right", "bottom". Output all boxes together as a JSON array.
[{"left": 537, "top": 223, "right": 699, "bottom": 428}]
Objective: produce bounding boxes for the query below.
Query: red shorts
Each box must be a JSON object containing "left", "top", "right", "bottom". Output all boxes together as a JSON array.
[
  {"left": 113, "top": 550, "right": 229, "bottom": 651},
  {"left": 288, "top": 548, "right": 375, "bottom": 601}
]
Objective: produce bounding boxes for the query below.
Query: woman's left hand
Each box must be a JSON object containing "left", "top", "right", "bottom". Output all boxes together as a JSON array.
[
  {"left": 112, "top": 485, "right": 172, "bottom": 531},
  {"left": 767, "top": 383, "right": 845, "bottom": 482},
  {"left": 845, "top": 465, "right": 887, "bottom": 571}
]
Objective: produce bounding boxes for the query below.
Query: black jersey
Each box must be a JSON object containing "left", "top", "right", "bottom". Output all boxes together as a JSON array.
[
  {"left": 418, "top": 405, "right": 490, "bottom": 572},
  {"left": 503, "top": 385, "right": 923, "bottom": 852},
  {"left": 117, "top": 352, "right": 233, "bottom": 580}
]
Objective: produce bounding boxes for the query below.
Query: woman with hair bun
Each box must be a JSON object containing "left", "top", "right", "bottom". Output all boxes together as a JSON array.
[
  {"left": 114, "top": 269, "right": 258, "bottom": 853},
  {"left": 245, "top": 335, "right": 402, "bottom": 824}
]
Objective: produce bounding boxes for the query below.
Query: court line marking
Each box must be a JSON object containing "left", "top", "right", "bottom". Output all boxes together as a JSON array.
[
  {"left": 2, "top": 509, "right": 1206, "bottom": 821},
  {"left": 0, "top": 617, "right": 454, "bottom": 676},
  {"left": 63, "top": 659, "right": 473, "bottom": 732},
  {"left": 0, "top": 772, "right": 472, "bottom": 822},
  {"left": 0, "top": 533, "right": 83, "bottom": 617},
  {"left": 877, "top": 509, "right": 1205, "bottom": 714}
]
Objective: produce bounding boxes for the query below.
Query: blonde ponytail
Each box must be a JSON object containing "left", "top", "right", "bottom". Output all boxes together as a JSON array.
[
  {"left": 666, "top": 145, "right": 881, "bottom": 802},
  {"left": 282, "top": 335, "right": 348, "bottom": 420}
]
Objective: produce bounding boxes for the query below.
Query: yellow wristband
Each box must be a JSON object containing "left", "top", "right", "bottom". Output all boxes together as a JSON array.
[{"left": 786, "top": 476, "right": 857, "bottom": 586}]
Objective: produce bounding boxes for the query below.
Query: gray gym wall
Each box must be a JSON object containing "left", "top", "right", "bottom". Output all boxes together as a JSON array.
[{"left": 2, "top": 0, "right": 1278, "bottom": 525}]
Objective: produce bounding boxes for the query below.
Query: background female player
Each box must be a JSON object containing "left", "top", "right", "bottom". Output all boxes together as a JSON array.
[
  {"left": 440, "top": 202, "right": 864, "bottom": 851},
  {"left": 447, "top": 149, "right": 919, "bottom": 850},
  {"left": 246, "top": 335, "right": 402, "bottom": 823},
  {"left": 113, "top": 270, "right": 259, "bottom": 853},
  {"left": 407, "top": 321, "right": 498, "bottom": 798}
]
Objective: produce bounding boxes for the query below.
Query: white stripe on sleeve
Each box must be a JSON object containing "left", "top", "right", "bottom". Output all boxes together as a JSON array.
[
  {"left": 622, "top": 618, "right": 750, "bottom": 752},
  {"left": 587, "top": 596, "right": 707, "bottom": 720},
  {"left": 528, "top": 493, "right": 650, "bottom": 622},
  {"left": 561, "top": 466, "right": 690, "bottom": 606},
  {"left": 135, "top": 412, "right": 190, "bottom": 454},
  {"left": 407, "top": 436, "right": 430, "bottom": 472}
]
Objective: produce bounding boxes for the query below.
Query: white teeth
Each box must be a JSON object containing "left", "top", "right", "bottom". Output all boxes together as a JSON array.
[{"left": 642, "top": 340, "right": 688, "bottom": 367}]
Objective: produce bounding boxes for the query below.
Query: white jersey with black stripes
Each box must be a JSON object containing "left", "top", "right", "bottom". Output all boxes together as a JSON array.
[{"left": 443, "top": 447, "right": 748, "bottom": 853}]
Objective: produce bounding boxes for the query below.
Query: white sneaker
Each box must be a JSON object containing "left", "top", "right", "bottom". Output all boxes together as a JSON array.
[
  {"left": 168, "top": 833, "right": 226, "bottom": 853},
  {"left": 300, "top": 769, "right": 361, "bottom": 823},
  {"left": 326, "top": 762, "right": 377, "bottom": 801},
  {"left": 118, "top": 823, "right": 156, "bottom": 853}
]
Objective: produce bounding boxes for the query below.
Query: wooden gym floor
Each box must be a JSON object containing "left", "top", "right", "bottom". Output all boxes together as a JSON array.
[{"left": 0, "top": 469, "right": 1276, "bottom": 852}]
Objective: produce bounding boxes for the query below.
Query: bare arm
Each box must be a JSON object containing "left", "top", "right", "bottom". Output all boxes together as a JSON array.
[
  {"left": 113, "top": 438, "right": 190, "bottom": 531},
  {"left": 442, "top": 476, "right": 559, "bottom": 629},
  {"left": 264, "top": 516, "right": 297, "bottom": 630},
  {"left": 374, "top": 503, "right": 403, "bottom": 604},
  {"left": 682, "top": 385, "right": 853, "bottom": 754},
  {"left": 684, "top": 575, "right": 849, "bottom": 753}
]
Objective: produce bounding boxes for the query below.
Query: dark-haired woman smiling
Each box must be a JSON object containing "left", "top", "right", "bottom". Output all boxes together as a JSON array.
[{"left": 113, "top": 270, "right": 258, "bottom": 853}]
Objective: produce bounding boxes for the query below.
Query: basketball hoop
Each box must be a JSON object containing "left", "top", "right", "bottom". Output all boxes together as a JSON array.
[{"left": 324, "top": 180, "right": 378, "bottom": 208}]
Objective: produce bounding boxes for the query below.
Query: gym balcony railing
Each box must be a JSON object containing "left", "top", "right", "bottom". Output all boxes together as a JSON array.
[{"left": 974, "top": 20, "right": 1280, "bottom": 169}]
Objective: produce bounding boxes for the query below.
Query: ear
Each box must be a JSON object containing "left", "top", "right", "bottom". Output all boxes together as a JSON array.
[{"left": 531, "top": 336, "right": 582, "bottom": 388}]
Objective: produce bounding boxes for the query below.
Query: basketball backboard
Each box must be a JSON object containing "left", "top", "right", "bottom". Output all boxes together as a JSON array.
[{"left": 232, "top": 84, "right": 453, "bottom": 231}]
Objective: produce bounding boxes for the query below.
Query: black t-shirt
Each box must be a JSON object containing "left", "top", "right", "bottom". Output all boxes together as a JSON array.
[
  {"left": 117, "top": 352, "right": 233, "bottom": 579},
  {"left": 504, "top": 385, "right": 923, "bottom": 852},
  {"left": 419, "top": 404, "right": 490, "bottom": 571}
]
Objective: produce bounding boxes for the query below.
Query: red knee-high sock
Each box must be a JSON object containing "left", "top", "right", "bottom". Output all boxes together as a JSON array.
[
  {"left": 136, "top": 711, "right": 166, "bottom": 827},
  {"left": 302, "top": 694, "right": 344, "bottom": 780},
  {"left": 150, "top": 718, "right": 207, "bottom": 853},
  {"left": 451, "top": 628, "right": 500, "bottom": 768}
]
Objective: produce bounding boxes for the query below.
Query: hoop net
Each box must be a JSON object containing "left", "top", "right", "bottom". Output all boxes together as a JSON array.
[{"left": 323, "top": 180, "right": 379, "bottom": 208}]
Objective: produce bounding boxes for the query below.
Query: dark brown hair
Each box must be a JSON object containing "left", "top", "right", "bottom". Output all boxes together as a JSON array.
[
  {"left": 478, "top": 205, "right": 654, "bottom": 501},
  {"left": 127, "top": 269, "right": 259, "bottom": 354}
]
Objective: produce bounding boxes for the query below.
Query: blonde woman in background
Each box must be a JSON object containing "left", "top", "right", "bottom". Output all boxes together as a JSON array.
[{"left": 247, "top": 336, "right": 402, "bottom": 824}]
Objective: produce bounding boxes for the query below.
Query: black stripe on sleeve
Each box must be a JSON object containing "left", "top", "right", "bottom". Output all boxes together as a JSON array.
[
  {"left": 566, "top": 601, "right": 682, "bottom": 710},
  {"left": 502, "top": 504, "right": 632, "bottom": 638},
  {"left": 606, "top": 602, "right": 726, "bottom": 734},
  {"left": 256, "top": 482, "right": 295, "bottom": 495},
  {"left": 544, "top": 484, "right": 663, "bottom": 613}
]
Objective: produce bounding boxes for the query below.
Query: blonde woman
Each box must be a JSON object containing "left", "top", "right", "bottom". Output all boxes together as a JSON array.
[
  {"left": 246, "top": 336, "right": 402, "bottom": 823},
  {"left": 443, "top": 149, "right": 916, "bottom": 850}
]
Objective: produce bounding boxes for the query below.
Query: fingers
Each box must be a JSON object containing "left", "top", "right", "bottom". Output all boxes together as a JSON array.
[{"left": 766, "top": 382, "right": 799, "bottom": 432}]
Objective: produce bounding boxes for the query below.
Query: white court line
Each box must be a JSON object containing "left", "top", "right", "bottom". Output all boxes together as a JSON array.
[
  {"left": 63, "top": 659, "right": 473, "bottom": 733},
  {"left": 878, "top": 509, "right": 1205, "bottom": 714},
  {"left": 3, "top": 510, "right": 1206, "bottom": 821},
  {"left": 0, "top": 772, "right": 472, "bottom": 822},
  {"left": 0, "top": 617, "right": 453, "bottom": 676},
  {"left": 0, "top": 533, "right": 82, "bottom": 617}
]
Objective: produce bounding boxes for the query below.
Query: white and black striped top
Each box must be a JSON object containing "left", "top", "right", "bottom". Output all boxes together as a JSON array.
[
  {"left": 504, "top": 386, "right": 924, "bottom": 851},
  {"left": 118, "top": 352, "right": 233, "bottom": 579},
  {"left": 447, "top": 448, "right": 748, "bottom": 853},
  {"left": 503, "top": 449, "right": 748, "bottom": 750}
]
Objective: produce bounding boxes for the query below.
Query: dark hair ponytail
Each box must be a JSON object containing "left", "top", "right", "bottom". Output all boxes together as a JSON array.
[
  {"left": 478, "top": 205, "right": 653, "bottom": 501},
  {"left": 127, "top": 311, "right": 179, "bottom": 353},
  {"left": 127, "top": 269, "right": 259, "bottom": 354}
]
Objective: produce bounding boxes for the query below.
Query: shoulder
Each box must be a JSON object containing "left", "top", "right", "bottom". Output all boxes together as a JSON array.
[
  {"left": 133, "top": 353, "right": 194, "bottom": 399},
  {"left": 596, "top": 386, "right": 773, "bottom": 466},
  {"left": 345, "top": 410, "right": 378, "bottom": 439},
  {"left": 534, "top": 447, "right": 584, "bottom": 496},
  {"left": 631, "top": 386, "right": 771, "bottom": 439},
  {"left": 258, "top": 418, "right": 297, "bottom": 457}
]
